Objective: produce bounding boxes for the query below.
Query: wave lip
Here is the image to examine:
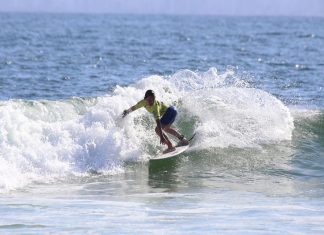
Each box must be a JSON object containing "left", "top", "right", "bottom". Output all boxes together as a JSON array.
[{"left": 169, "top": 68, "right": 294, "bottom": 149}]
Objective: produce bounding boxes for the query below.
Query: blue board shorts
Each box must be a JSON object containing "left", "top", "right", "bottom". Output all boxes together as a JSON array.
[{"left": 160, "top": 106, "right": 177, "bottom": 126}]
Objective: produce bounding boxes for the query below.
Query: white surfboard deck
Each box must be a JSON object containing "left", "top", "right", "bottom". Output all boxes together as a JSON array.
[
  {"left": 151, "top": 145, "right": 190, "bottom": 160},
  {"left": 150, "top": 133, "right": 196, "bottom": 160}
]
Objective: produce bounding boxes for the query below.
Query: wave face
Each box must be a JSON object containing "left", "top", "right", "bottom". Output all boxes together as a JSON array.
[{"left": 0, "top": 68, "right": 294, "bottom": 191}]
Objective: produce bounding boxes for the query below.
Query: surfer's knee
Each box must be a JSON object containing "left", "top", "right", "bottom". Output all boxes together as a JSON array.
[{"left": 162, "top": 125, "right": 170, "bottom": 131}]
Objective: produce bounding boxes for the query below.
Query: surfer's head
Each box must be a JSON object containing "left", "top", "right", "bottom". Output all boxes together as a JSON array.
[{"left": 144, "top": 89, "right": 155, "bottom": 106}]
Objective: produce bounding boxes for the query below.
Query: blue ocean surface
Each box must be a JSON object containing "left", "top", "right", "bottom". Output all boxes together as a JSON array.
[{"left": 0, "top": 13, "right": 324, "bottom": 234}]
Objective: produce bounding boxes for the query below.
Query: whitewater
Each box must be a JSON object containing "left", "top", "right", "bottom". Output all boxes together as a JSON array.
[{"left": 0, "top": 68, "right": 294, "bottom": 191}]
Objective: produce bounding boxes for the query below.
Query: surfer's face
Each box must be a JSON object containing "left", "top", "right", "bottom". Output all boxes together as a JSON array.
[{"left": 145, "top": 96, "right": 155, "bottom": 106}]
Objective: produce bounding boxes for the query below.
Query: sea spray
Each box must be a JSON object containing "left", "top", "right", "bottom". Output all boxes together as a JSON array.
[{"left": 167, "top": 68, "right": 294, "bottom": 148}]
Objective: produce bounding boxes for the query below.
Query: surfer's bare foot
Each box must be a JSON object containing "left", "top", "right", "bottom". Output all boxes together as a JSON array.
[
  {"left": 177, "top": 134, "right": 189, "bottom": 147},
  {"left": 177, "top": 138, "right": 189, "bottom": 147},
  {"left": 163, "top": 147, "right": 176, "bottom": 154}
]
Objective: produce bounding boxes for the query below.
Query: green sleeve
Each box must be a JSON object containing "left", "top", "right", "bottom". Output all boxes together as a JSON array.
[{"left": 133, "top": 99, "right": 146, "bottom": 110}]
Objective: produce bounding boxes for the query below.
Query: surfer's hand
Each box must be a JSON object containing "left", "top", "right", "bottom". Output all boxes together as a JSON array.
[{"left": 122, "top": 109, "right": 129, "bottom": 118}]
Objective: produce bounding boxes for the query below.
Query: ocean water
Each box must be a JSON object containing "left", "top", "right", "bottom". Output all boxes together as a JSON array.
[{"left": 0, "top": 13, "right": 324, "bottom": 234}]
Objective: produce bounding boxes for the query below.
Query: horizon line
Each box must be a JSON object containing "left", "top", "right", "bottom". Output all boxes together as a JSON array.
[{"left": 0, "top": 10, "right": 323, "bottom": 18}]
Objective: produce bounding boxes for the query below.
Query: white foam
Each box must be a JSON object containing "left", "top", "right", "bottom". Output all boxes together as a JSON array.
[
  {"left": 0, "top": 68, "right": 294, "bottom": 191},
  {"left": 168, "top": 68, "right": 294, "bottom": 148},
  {"left": 185, "top": 87, "right": 294, "bottom": 149}
]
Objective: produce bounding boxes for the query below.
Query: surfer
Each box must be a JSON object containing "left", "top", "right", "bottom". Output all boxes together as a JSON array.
[{"left": 122, "top": 89, "right": 189, "bottom": 153}]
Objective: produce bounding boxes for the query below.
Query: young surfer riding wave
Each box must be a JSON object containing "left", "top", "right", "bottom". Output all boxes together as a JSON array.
[{"left": 122, "top": 89, "right": 189, "bottom": 153}]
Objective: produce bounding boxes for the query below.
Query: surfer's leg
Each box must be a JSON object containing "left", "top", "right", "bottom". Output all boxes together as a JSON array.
[
  {"left": 160, "top": 106, "right": 187, "bottom": 147},
  {"left": 162, "top": 125, "right": 182, "bottom": 139},
  {"left": 162, "top": 125, "right": 189, "bottom": 146},
  {"left": 155, "top": 126, "right": 174, "bottom": 149}
]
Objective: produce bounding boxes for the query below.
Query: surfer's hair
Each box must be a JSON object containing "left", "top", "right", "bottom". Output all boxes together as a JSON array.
[{"left": 144, "top": 90, "right": 155, "bottom": 99}]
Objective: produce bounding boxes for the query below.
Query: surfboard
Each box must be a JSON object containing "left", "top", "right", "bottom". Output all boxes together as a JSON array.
[
  {"left": 151, "top": 133, "right": 196, "bottom": 160},
  {"left": 152, "top": 145, "right": 189, "bottom": 160}
]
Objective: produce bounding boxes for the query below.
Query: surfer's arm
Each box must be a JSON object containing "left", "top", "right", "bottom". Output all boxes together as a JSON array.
[
  {"left": 122, "top": 100, "right": 145, "bottom": 118},
  {"left": 122, "top": 106, "right": 136, "bottom": 118}
]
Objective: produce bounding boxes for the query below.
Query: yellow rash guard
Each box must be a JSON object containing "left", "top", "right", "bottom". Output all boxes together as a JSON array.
[{"left": 133, "top": 99, "right": 169, "bottom": 119}]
